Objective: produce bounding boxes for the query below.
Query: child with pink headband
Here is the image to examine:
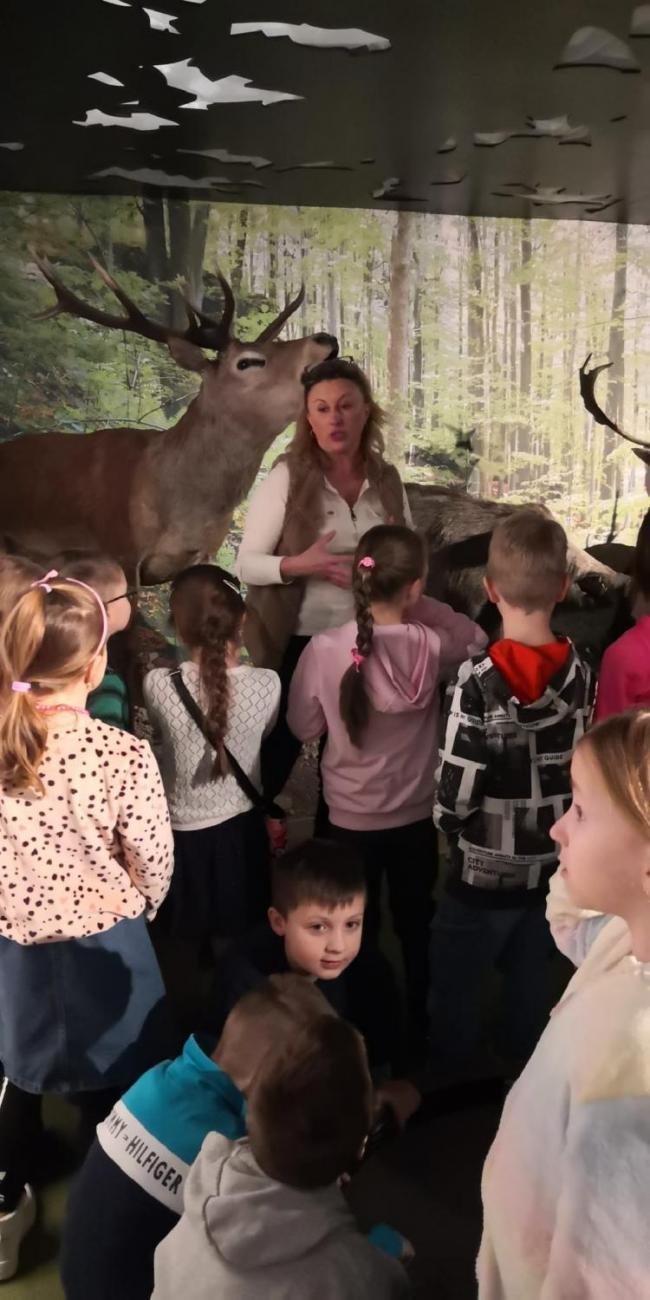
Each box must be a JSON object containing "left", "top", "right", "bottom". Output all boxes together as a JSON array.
[
  {"left": 0, "top": 561, "right": 173, "bottom": 1281},
  {"left": 287, "top": 525, "right": 485, "bottom": 1037}
]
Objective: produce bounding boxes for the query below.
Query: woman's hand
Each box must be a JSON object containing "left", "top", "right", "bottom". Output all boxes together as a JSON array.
[{"left": 280, "top": 531, "right": 353, "bottom": 588}]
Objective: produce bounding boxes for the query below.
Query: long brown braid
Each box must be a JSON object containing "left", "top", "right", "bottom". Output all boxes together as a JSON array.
[
  {"left": 339, "top": 526, "right": 426, "bottom": 747},
  {"left": 169, "top": 565, "right": 244, "bottom": 778}
]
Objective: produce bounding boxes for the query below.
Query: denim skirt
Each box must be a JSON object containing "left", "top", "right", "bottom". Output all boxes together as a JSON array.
[{"left": 0, "top": 915, "right": 169, "bottom": 1094}]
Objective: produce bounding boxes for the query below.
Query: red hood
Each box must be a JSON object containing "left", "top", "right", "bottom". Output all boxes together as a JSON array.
[{"left": 489, "top": 638, "right": 571, "bottom": 705}]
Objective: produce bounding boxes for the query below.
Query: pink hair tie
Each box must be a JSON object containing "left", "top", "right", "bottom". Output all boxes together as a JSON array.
[
  {"left": 30, "top": 568, "right": 108, "bottom": 657},
  {"left": 351, "top": 649, "right": 366, "bottom": 672},
  {"left": 358, "top": 556, "right": 375, "bottom": 570},
  {"left": 11, "top": 681, "right": 31, "bottom": 693}
]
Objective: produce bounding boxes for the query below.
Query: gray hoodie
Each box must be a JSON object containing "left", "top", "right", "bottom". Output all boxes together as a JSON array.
[{"left": 152, "top": 1132, "right": 410, "bottom": 1300}]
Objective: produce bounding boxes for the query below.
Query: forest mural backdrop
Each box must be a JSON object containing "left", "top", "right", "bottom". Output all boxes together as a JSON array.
[{"left": 1, "top": 192, "right": 648, "bottom": 566}]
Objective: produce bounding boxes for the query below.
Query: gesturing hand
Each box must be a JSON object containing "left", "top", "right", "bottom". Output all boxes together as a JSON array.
[{"left": 281, "top": 531, "right": 354, "bottom": 587}]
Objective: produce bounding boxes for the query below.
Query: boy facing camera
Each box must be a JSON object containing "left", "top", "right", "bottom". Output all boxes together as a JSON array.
[
  {"left": 214, "top": 839, "right": 405, "bottom": 1078},
  {"left": 152, "top": 1013, "right": 411, "bottom": 1300}
]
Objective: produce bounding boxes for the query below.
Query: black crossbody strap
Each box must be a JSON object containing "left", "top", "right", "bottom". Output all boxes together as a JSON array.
[{"left": 169, "top": 670, "right": 283, "bottom": 819}]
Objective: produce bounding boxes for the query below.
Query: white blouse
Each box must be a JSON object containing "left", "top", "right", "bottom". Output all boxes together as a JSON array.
[{"left": 237, "top": 461, "right": 413, "bottom": 637}]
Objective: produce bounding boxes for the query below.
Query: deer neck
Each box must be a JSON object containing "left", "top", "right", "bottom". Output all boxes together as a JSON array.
[{"left": 152, "top": 394, "right": 275, "bottom": 514}]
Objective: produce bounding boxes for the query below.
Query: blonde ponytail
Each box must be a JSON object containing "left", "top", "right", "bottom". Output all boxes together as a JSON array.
[
  {"left": 0, "top": 590, "right": 50, "bottom": 792},
  {"left": 0, "top": 580, "right": 105, "bottom": 793}
]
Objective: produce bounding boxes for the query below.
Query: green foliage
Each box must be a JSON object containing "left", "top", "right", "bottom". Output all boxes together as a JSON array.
[{"left": 1, "top": 194, "right": 647, "bottom": 550}]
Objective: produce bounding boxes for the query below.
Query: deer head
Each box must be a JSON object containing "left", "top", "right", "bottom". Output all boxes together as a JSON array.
[
  {"left": 579, "top": 353, "right": 650, "bottom": 464},
  {"left": 0, "top": 256, "right": 337, "bottom": 582},
  {"left": 32, "top": 253, "right": 338, "bottom": 441}
]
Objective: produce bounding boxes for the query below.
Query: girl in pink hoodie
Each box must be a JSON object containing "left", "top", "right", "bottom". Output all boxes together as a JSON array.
[{"left": 287, "top": 525, "right": 486, "bottom": 1027}]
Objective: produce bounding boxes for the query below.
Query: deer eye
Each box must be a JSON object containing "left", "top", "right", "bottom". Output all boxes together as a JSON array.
[{"left": 236, "top": 357, "right": 266, "bottom": 371}]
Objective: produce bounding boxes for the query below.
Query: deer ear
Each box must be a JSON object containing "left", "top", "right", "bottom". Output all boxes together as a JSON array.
[{"left": 167, "top": 337, "right": 209, "bottom": 373}]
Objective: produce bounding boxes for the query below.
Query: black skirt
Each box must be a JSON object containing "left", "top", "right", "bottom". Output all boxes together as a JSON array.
[{"left": 158, "top": 809, "right": 270, "bottom": 941}]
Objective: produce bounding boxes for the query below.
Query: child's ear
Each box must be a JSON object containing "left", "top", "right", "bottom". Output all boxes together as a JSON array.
[
  {"left": 558, "top": 574, "right": 571, "bottom": 602},
  {"left": 268, "top": 906, "right": 287, "bottom": 937},
  {"left": 483, "top": 575, "right": 499, "bottom": 605}
]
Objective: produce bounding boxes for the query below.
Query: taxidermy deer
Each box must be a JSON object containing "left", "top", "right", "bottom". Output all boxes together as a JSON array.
[
  {"left": 0, "top": 256, "right": 337, "bottom": 583},
  {"left": 406, "top": 483, "right": 627, "bottom": 622},
  {"left": 580, "top": 352, "right": 650, "bottom": 477}
]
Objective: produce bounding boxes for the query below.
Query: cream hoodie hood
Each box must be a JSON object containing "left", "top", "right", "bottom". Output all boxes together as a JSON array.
[{"left": 152, "top": 1132, "right": 409, "bottom": 1300}]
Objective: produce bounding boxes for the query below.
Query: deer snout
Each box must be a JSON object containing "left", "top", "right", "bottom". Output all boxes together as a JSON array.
[{"left": 313, "top": 332, "right": 338, "bottom": 358}]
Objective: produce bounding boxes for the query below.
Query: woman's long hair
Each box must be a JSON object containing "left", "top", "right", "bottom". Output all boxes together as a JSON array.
[
  {"left": 0, "top": 571, "right": 106, "bottom": 793},
  {"left": 339, "top": 526, "right": 426, "bottom": 747},
  {"left": 169, "top": 565, "right": 245, "bottom": 778}
]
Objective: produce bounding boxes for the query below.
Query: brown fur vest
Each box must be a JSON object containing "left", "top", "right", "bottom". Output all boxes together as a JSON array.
[{"left": 244, "top": 454, "right": 406, "bottom": 668}]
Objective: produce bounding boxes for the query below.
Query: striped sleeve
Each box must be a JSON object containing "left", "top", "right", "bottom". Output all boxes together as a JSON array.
[{"left": 434, "top": 660, "right": 487, "bottom": 834}]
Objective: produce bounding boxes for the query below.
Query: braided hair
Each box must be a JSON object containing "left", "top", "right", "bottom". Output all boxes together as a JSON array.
[
  {"left": 339, "top": 526, "right": 426, "bottom": 747},
  {"left": 169, "top": 564, "right": 244, "bottom": 778}
]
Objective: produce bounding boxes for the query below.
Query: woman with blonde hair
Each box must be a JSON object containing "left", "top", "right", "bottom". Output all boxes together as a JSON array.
[
  {"left": 237, "top": 358, "right": 412, "bottom": 800},
  {"left": 478, "top": 709, "right": 650, "bottom": 1298},
  {"left": 0, "top": 561, "right": 173, "bottom": 1280}
]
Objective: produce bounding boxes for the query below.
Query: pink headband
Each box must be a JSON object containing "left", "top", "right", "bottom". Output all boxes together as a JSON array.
[{"left": 11, "top": 570, "right": 109, "bottom": 693}]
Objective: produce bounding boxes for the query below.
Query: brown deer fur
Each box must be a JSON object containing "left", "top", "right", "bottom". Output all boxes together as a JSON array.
[{"left": 0, "top": 260, "right": 337, "bottom": 584}]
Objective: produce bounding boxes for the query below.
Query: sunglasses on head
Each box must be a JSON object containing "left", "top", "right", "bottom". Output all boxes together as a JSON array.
[{"left": 105, "top": 589, "right": 138, "bottom": 605}]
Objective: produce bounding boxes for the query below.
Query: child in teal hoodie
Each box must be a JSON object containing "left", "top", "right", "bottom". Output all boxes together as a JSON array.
[{"left": 61, "top": 976, "right": 407, "bottom": 1300}]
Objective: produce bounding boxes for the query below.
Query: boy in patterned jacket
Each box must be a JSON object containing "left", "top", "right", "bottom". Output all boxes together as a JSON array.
[{"left": 430, "top": 510, "right": 595, "bottom": 1079}]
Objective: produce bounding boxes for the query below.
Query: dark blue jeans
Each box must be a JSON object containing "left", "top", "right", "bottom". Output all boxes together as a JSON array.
[{"left": 428, "top": 894, "right": 554, "bottom": 1073}]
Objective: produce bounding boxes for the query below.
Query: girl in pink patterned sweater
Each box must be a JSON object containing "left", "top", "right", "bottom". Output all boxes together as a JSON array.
[
  {"left": 287, "top": 524, "right": 485, "bottom": 1028},
  {"left": 0, "top": 563, "right": 173, "bottom": 1280}
]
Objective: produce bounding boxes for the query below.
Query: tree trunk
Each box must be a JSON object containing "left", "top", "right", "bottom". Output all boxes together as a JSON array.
[
  {"left": 142, "top": 196, "right": 169, "bottom": 317},
  {"left": 387, "top": 210, "right": 415, "bottom": 464},
  {"left": 167, "top": 200, "right": 192, "bottom": 329},
  {"left": 188, "top": 203, "right": 210, "bottom": 307},
  {"left": 467, "top": 219, "right": 486, "bottom": 488},
  {"left": 603, "top": 223, "right": 628, "bottom": 496},
  {"left": 412, "top": 249, "right": 424, "bottom": 435},
  {"left": 230, "top": 208, "right": 249, "bottom": 296}
]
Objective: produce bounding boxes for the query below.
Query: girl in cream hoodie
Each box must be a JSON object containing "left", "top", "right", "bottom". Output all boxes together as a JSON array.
[
  {"left": 288, "top": 524, "right": 485, "bottom": 1028},
  {"left": 478, "top": 709, "right": 650, "bottom": 1299}
]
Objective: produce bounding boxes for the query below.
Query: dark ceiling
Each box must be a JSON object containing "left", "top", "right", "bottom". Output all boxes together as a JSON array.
[{"left": 4, "top": 1, "right": 650, "bottom": 222}]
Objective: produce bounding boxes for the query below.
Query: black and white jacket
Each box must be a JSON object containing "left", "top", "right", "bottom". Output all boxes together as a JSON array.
[{"left": 434, "top": 645, "right": 595, "bottom": 908}]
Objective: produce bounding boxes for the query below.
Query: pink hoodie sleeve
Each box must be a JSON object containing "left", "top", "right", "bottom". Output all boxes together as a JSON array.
[
  {"left": 287, "top": 639, "right": 327, "bottom": 743},
  {"left": 594, "top": 640, "right": 635, "bottom": 722},
  {"left": 409, "top": 595, "right": 487, "bottom": 678}
]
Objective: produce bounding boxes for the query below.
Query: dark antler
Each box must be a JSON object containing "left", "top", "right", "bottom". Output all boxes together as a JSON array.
[
  {"left": 31, "top": 250, "right": 235, "bottom": 352},
  {"left": 255, "top": 284, "right": 306, "bottom": 344},
  {"left": 579, "top": 354, "right": 650, "bottom": 450}
]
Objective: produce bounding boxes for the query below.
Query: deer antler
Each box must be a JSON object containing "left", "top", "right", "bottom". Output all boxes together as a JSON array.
[
  {"left": 30, "top": 250, "right": 235, "bottom": 352},
  {"left": 579, "top": 353, "right": 650, "bottom": 449},
  {"left": 255, "top": 284, "right": 306, "bottom": 343}
]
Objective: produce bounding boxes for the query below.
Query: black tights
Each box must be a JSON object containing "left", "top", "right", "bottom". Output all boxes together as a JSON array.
[{"left": 0, "top": 1078, "right": 118, "bottom": 1213}]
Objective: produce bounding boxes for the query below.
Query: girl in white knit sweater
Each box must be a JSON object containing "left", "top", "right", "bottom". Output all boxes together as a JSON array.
[
  {"left": 478, "top": 709, "right": 650, "bottom": 1299},
  {"left": 143, "top": 567, "right": 280, "bottom": 1023}
]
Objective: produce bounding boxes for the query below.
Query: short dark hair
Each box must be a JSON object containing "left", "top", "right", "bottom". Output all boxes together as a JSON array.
[
  {"left": 271, "top": 838, "right": 367, "bottom": 917},
  {"left": 55, "top": 550, "right": 126, "bottom": 602},
  {"left": 487, "top": 509, "right": 567, "bottom": 612},
  {"left": 247, "top": 1014, "right": 373, "bottom": 1189}
]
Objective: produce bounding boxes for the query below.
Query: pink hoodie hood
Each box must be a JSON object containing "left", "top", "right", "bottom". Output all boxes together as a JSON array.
[
  {"left": 287, "top": 597, "right": 486, "bottom": 831},
  {"left": 359, "top": 622, "right": 441, "bottom": 715}
]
